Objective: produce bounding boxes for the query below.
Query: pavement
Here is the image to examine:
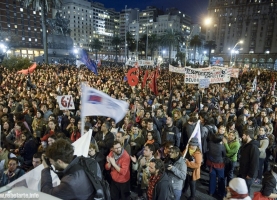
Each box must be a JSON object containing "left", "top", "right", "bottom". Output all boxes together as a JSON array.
[{"left": 181, "top": 169, "right": 262, "bottom": 200}]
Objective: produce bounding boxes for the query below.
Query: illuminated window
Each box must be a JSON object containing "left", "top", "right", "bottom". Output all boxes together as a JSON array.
[
  {"left": 33, "top": 11, "right": 36, "bottom": 14},
  {"left": 29, "top": 38, "right": 31, "bottom": 41},
  {"left": 20, "top": 8, "right": 23, "bottom": 12},
  {"left": 14, "top": 25, "right": 17, "bottom": 28},
  {"left": 22, "top": 37, "right": 25, "bottom": 40}
]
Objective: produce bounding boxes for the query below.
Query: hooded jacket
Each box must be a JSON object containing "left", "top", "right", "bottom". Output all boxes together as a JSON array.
[{"left": 239, "top": 139, "right": 260, "bottom": 178}]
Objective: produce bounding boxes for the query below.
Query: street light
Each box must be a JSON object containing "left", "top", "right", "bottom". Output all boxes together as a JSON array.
[
  {"left": 184, "top": 26, "right": 196, "bottom": 67},
  {"left": 229, "top": 40, "right": 243, "bottom": 67},
  {"left": 162, "top": 50, "right": 166, "bottom": 61}
]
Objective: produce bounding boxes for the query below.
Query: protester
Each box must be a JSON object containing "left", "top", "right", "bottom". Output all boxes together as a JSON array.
[
  {"left": 0, "top": 158, "right": 25, "bottom": 186},
  {"left": 41, "top": 139, "right": 96, "bottom": 199},
  {"left": 105, "top": 141, "right": 131, "bottom": 200},
  {"left": 224, "top": 177, "right": 251, "bottom": 200}
]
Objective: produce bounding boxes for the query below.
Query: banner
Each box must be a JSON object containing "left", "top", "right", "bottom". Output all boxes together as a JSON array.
[
  {"left": 125, "top": 60, "right": 154, "bottom": 66},
  {"left": 56, "top": 95, "right": 75, "bottom": 110},
  {"left": 184, "top": 67, "right": 231, "bottom": 84},
  {"left": 7, "top": 131, "right": 92, "bottom": 191},
  {"left": 169, "top": 64, "right": 186, "bottom": 74},
  {"left": 81, "top": 85, "right": 128, "bottom": 123}
]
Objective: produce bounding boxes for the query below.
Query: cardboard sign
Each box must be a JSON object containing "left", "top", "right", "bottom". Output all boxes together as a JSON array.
[{"left": 57, "top": 95, "right": 75, "bottom": 110}]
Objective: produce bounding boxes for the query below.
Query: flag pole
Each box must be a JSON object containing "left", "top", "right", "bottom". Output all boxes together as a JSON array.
[{"left": 81, "top": 83, "right": 85, "bottom": 136}]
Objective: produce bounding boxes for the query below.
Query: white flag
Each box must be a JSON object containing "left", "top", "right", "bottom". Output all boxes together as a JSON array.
[
  {"left": 7, "top": 131, "right": 92, "bottom": 191},
  {"left": 183, "top": 120, "right": 202, "bottom": 158},
  {"left": 81, "top": 84, "right": 129, "bottom": 123},
  {"left": 252, "top": 76, "right": 257, "bottom": 91}
]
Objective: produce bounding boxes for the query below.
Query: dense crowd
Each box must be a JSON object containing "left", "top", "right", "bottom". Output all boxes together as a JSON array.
[{"left": 1, "top": 64, "right": 277, "bottom": 200}]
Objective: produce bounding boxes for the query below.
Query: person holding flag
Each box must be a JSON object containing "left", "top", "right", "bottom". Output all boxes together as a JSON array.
[{"left": 183, "top": 138, "right": 202, "bottom": 200}]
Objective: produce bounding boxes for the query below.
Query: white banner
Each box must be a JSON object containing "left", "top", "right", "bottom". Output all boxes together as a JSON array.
[
  {"left": 169, "top": 64, "right": 186, "bottom": 74},
  {"left": 56, "top": 95, "right": 75, "bottom": 110},
  {"left": 125, "top": 60, "right": 154, "bottom": 66},
  {"left": 184, "top": 67, "right": 231, "bottom": 84},
  {"left": 81, "top": 84, "right": 129, "bottom": 123}
]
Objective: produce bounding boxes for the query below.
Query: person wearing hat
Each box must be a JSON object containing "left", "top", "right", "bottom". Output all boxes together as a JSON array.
[
  {"left": 224, "top": 177, "right": 251, "bottom": 200},
  {"left": 183, "top": 138, "right": 202, "bottom": 200}
]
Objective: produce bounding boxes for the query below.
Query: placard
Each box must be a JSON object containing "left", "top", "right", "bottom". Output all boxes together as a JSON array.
[
  {"left": 199, "top": 78, "right": 210, "bottom": 88},
  {"left": 56, "top": 95, "right": 75, "bottom": 110}
]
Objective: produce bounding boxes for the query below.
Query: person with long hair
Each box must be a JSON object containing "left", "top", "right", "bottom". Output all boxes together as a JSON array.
[
  {"left": 41, "top": 120, "right": 59, "bottom": 144},
  {"left": 183, "top": 138, "right": 202, "bottom": 200},
  {"left": 144, "top": 131, "right": 159, "bottom": 152}
]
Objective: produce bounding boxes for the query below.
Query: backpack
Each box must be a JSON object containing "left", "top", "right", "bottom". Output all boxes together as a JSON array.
[{"left": 78, "top": 156, "right": 111, "bottom": 200}]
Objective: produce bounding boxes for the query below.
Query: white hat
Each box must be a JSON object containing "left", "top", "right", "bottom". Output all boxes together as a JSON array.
[{"left": 229, "top": 178, "right": 248, "bottom": 194}]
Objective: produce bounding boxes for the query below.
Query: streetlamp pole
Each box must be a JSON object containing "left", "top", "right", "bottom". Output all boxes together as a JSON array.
[
  {"left": 136, "top": 9, "right": 139, "bottom": 61},
  {"left": 125, "top": 5, "right": 127, "bottom": 63},
  {"left": 146, "top": 14, "right": 149, "bottom": 60},
  {"left": 229, "top": 40, "right": 243, "bottom": 67}
]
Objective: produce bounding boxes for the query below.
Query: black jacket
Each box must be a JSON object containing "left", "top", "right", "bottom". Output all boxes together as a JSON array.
[
  {"left": 162, "top": 125, "right": 179, "bottom": 147},
  {"left": 152, "top": 172, "right": 171, "bottom": 200},
  {"left": 41, "top": 157, "right": 95, "bottom": 200},
  {"left": 94, "top": 131, "right": 114, "bottom": 156},
  {"left": 207, "top": 134, "right": 226, "bottom": 163},
  {"left": 261, "top": 171, "right": 276, "bottom": 197},
  {"left": 239, "top": 139, "right": 260, "bottom": 178}
]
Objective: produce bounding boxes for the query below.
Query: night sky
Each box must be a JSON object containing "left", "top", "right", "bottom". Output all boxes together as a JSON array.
[{"left": 95, "top": 0, "right": 209, "bottom": 23}]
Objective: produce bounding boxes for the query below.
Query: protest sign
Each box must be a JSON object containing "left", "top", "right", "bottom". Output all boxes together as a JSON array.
[{"left": 56, "top": 95, "right": 75, "bottom": 110}]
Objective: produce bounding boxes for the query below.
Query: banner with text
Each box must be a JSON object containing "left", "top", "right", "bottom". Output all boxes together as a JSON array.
[
  {"left": 184, "top": 67, "right": 231, "bottom": 84},
  {"left": 169, "top": 64, "right": 186, "bottom": 74},
  {"left": 125, "top": 60, "right": 154, "bottom": 66}
]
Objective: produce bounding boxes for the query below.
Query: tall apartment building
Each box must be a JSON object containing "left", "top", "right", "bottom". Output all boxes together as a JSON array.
[
  {"left": 207, "top": 0, "right": 277, "bottom": 68},
  {"left": 0, "top": 0, "right": 51, "bottom": 59},
  {"left": 61, "top": 0, "right": 119, "bottom": 59}
]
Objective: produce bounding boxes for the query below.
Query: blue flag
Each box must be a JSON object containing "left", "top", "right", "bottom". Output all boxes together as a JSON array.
[{"left": 80, "top": 49, "right": 98, "bottom": 75}]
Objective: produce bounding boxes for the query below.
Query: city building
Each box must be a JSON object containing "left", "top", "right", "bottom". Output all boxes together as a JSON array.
[
  {"left": 207, "top": 0, "right": 277, "bottom": 69},
  {"left": 61, "top": 0, "right": 119, "bottom": 60},
  {"left": 0, "top": 0, "right": 51, "bottom": 59}
]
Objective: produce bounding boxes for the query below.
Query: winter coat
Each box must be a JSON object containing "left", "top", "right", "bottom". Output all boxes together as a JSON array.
[
  {"left": 94, "top": 131, "right": 114, "bottom": 156},
  {"left": 239, "top": 140, "right": 260, "bottom": 179},
  {"left": 129, "top": 132, "right": 145, "bottom": 156},
  {"left": 41, "top": 156, "right": 96, "bottom": 200},
  {"left": 0, "top": 167, "right": 25, "bottom": 186},
  {"left": 186, "top": 150, "right": 202, "bottom": 181},
  {"left": 224, "top": 140, "right": 240, "bottom": 162},
  {"left": 162, "top": 125, "right": 179, "bottom": 147},
  {"left": 152, "top": 172, "right": 171, "bottom": 200},
  {"left": 257, "top": 137, "right": 269, "bottom": 159},
  {"left": 261, "top": 171, "right": 276, "bottom": 197},
  {"left": 207, "top": 134, "right": 226, "bottom": 163},
  {"left": 166, "top": 156, "right": 187, "bottom": 190}
]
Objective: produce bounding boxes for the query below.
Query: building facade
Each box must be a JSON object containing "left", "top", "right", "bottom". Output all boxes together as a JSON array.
[
  {"left": 0, "top": 0, "right": 50, "bottom": 59},
  {"left": 61, "top": 0, "right": 119, "bottom": 60},
  {"left": 207, "top": 0, "right": 277, "bottom": 69}
]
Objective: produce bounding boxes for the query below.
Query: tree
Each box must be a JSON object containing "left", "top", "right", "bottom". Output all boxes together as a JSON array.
[
  {"left": 190, "top": 35, "right": 202, "bottom": 64},
  {"left": 148, "top": 34, "right": 160, "bottom": 60},
  {"left": 138, "top": 34, "right": 147, "bottom": 59},
  {"left": 175, "top": 52, "right": 186, "bottom": 66},
  {"left": 111, "top": 35, "right": 122, "bottom": 61},
  {"left": 126, "top": 32, "right": 136, "bottom": 59},
  {"left": 160, "top": 30, "right": 183, "bottom": 63},
  {"left": 204, "top": 40, "right": 217, "bottom": 65},
  {"left": 90, "top": 38, "right": 102, "bottom": 61},
  {"left": 20, "top": 0, "right": 62, "bottom": 64},
  {"left": 2, "top": 56, "right": 32, "bottom": 70}
]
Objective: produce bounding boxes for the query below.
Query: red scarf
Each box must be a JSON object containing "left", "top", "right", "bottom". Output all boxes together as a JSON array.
[
  {"left": 228, "top": 187, "right": 249, "bottom": 199},
  {"left": 145, "top": 139, "right": 155, "bottom": 145},
  {"left": 147, "top": 174, "right": 161, "bottom": 200}
]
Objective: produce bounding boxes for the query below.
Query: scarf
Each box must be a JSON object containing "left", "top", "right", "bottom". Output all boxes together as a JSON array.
[
  {"left": 228, "top": 187, "right": 249, "bottom": 199},
  {"left": 113, "top": 149, "right": 124, "bottom": 161},
  {"left": 189, "top": 148, "right": 196, "bottom": 156},
  {"left": 257, "top": 134, "right": 268, "bottom": 141},
  {"left": 145, "top": 139, "right": 155, "bottom": 145},
  {"left": 147, "top": 174, "right": 161, "bottom": 200}
]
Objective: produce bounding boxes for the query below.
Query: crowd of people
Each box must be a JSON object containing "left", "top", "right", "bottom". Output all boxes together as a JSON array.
[{"left": 1, "top": 63, "right": 277, "bottom": 200}]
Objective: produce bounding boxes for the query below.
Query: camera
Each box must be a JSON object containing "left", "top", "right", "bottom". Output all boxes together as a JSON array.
[{"left": 43, "top": 155, "right": 52, "bottom": 167}]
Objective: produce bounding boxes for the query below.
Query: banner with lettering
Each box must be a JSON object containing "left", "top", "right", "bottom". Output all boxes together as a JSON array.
[
  {"left": 125, "top": 60, "right": 154, "bottom": 66},
  {"left": 169, "top": 64, "right": 186, "bottom": 74},
  {"left": 184, "top": 67, "right": 231, "bottom": 84}
]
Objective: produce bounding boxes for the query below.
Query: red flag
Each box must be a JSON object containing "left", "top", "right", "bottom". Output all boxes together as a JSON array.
[
  {"left": 149, "top": 70, "right": 158, "bottom": 95},
  {"left": 17, "top": 63, "right": 37, "bottom": 75},
  {"left": 142, "top": 70, "right": 148, "bottom": 89}
]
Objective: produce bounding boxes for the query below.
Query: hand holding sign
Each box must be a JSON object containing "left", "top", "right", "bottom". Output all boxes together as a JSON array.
[{"left": 57, "top": 95, "right": 75, "bottom": 110}]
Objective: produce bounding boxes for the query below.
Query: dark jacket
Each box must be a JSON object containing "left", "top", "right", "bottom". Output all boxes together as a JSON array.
[
  {"left": 41, "top": 157, "right": 96, "bottom": 200},
  {"left": 162, "top": 125, "right": 179, "bottom": 147},
  {"left": 0, "top": 167, "right": 25, "bottom": 186},
  {"left": 207, "top": 134, "right": 226, "bottom": 163},
  {"left": 152, "top": 172, "right": 171, "bottom": 200},
  {"left": 261, "top": 171, "right": 276, "bottom": 197},
  {"left": 239, "top": 139, "right": 260, "bottom": 178},
  {"left": 19, "top": 138, "right": 38, "bottom": 166},
  {"left": 94, "top": 131, "right": 114, "bottom": 156}
]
